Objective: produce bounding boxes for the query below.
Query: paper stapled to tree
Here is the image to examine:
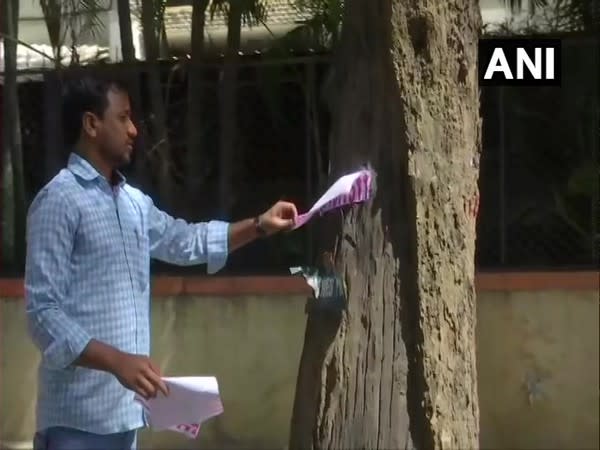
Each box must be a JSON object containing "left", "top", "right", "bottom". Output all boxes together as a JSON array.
[{"left": 134, "top": 376, "right": 224, "bottom": 439}]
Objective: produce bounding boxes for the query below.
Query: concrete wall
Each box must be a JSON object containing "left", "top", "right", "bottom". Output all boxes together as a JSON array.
[
  {"left": 0, "top": 273, "right": 598, "bottom": 449},
  {"left": 477, "top": 289, "right": 598, "bottom": 450}
]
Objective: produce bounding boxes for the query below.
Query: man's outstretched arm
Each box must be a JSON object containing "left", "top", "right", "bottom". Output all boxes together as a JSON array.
[
  {"left": 146, "top": 195, "right": 298, "bottom": 272},
  {"left": 228, "top": 201, "right": 298, "bottom": 251}
]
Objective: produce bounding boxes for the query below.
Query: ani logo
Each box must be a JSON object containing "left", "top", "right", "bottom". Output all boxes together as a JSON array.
[{"left": 479, "top": 38, "right": 561, "bottom": 86}]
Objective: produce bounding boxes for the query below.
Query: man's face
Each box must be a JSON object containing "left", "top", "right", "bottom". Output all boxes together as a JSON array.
[{"left": 95, "top": 87, "right": 138, "bottom": 167}]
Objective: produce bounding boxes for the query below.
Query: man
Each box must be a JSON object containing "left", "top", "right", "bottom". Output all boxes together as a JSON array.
[{"left": 25, "top": 75, "right": 298, "bottom": 450}]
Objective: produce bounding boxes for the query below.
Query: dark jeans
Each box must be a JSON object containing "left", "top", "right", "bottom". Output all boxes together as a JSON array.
[{"left": 33, "top": 426, "right": 137, "bottom": 450}]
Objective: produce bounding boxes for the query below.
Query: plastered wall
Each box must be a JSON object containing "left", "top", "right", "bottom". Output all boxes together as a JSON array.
[{"left": 1, "top": 285, "right": 598, "bottom": 449}]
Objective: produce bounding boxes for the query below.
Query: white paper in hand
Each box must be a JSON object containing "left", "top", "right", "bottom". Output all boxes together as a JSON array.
[{"left": 134, "top": 376, "right": 224, "bottom": 439}]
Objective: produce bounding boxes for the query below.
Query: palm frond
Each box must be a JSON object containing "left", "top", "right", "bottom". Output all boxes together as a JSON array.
[
  {"left": 288, "top": 0, "right": 344, "bottom": 48},
  {"left": 76, "top": 0, "right": 106, "bottom": 40},
  {"left": 38, "top": 0, "right": 108, "bottom": 65},
  {"left": 154, "top": 0, "right": 168, "bottom": 33},
  {"left": 241, "top": 0, "right": 268, "bottom": 27},
  {"left": 39, "top": 0, "right": 63, "bottom": 48},
  {"left": 208, "top": 0, "right": 228, "bottom": 21},
  {"left": 505, "top": 0, "right": 549, "bottom": 14},
  {"left": 208, "top": 0, "right": 269, "bottom": 27}
]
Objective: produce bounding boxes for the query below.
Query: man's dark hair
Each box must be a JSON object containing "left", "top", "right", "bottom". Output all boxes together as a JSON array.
[{"left": 61, "top": 74, "right": 130, "bottom": 148}]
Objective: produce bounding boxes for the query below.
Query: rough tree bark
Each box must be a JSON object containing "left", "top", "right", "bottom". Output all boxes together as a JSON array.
[{"left": 289, "top": 1, "right": 481, "bottom": 449}]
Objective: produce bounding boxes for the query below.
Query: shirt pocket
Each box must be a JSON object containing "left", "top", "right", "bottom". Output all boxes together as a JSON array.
[{"left": 121, "top": 192, "right": 150, "bottom": 293}]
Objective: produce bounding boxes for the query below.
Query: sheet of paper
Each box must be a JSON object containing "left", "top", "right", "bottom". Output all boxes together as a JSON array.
[
  {"left": 294, "top": 169, "right": 373, "bottom": 229},
  {"left": 135, "top": 376, "right": 224, "bottom": 439}
]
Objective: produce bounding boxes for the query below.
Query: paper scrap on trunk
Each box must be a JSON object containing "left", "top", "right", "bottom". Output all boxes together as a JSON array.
[
  {"left": 289, "top": 266, "right": 321, "bottom": 297},
  {"left": 294, "top": 169, "right": 373, "bottom": 229},
  {"left": 289, "top": 266, "right": 346, "bottom": 311},
  {"left": 134, "top": 376, "right": 223, "bottom": 439}
]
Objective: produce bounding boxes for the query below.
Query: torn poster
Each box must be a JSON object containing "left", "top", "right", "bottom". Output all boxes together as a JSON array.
[
  {"left": 135, "top": 376, "right": 224, "bottom": 439},
  {"left": 294, "top": 169, "right": 373, "bottom": 229},
  {"left": 290, "top": 266, "right": 347, "bottom": 312}
]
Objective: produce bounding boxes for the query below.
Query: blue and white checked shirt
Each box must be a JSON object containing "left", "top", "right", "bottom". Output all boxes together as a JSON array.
[{"left": 25, "top": 152, "right": 229, "bottom": 434}]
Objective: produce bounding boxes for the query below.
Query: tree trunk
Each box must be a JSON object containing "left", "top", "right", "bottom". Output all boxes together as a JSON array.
[
  {"left": 186, "top": 0, "right": 210, "bottom": 203},
  {"left": 39, "top": 0, "right": 65, "bottom": 181},
  {"left": 289, "top": 1, "right": 481, "bottom": 449},
  {"left": 43, "top": 71, "right": 64, "bottom": 181},
  {"left": 218, "top": 4, "right": 242, "bottom": 218},
  {"left": 117, "top": 0, "right": 150, "bottom": 190},
  {"left": 39, "top": 0, "right": 63, "bottom": 69},
  {"left": 141, "top": 0, "right": 172, "bottom": 207},
  {"left": 117, "top": 0, "right": 135, "bottom": 61},
  {"left": 2, "top": 0, "right": 26, "bottom": 269}
]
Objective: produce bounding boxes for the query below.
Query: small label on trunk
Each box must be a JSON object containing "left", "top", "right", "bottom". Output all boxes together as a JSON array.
[{"left": 290, "top": 266, "right": 347, "bottom": 313}]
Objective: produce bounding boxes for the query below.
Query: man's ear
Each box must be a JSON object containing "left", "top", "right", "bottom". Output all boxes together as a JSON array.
[{"left": 82, "top": 111, "right": 99, "bottom": 139}]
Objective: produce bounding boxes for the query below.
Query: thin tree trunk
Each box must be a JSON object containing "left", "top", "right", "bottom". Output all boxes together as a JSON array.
[
  {"left": 39, "top": 0, "right": 64, "bottom": 69},
  {"left": 0, "top": 78, "right": 3, "bottom": 269},
  {"left": 218, "top": 4, "right": 242, "bottom": 218},
  {"left": 43, "top": 71, "right": 64, "bottom": 181},
  {"left": 289, "top": 1, "right": 481, "bottom": 449},
  {"left": 117, "top": 0, "right": 135, "bottom": 61},
  {"left": 39, "top": 0, "right": 65, "bottom": 181},
  {"left": 2, "top": 0, "right": 26, "bottom": 268},
  {"left": 141, "top": 0, "right": 172, "bottom": 207},
  {"left": 186, "top": 0, "right": 210, "bottom": 203},
  {"left": 0, "top": 122, "right": 13, "bottom": 268},
  {"left": 117, "top": 0, "right": 150, "bottom": 189},
  {"left": 146, "top": 68, "right": 171, "bottom": 206}
]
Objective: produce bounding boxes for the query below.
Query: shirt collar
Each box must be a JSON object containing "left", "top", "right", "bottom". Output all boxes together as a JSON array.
[{"left": 67, "top": 152, "right": 126, "bottom": 187}]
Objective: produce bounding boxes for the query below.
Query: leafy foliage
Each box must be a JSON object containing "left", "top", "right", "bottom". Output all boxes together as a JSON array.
[
  {"left": 503, "top": 0, "right": 599, "bottom": 33},
  {"left": 39, "top": 0, "right": 107, "bottom": 66},
  {"left": 130, "top": 0, "right": 168, "bottom": 50},
  {"left": 209, "top": 0, "right": 269, "bottom": 28},
  {"left": 287, "top": 0, "right": 344, "bottom": 49}
]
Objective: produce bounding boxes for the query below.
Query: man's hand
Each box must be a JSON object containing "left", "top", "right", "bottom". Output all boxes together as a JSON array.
[
  {"left": 111, "top": 352, "right": 169, "bottom": 400},
  {"left": 74, "top": 339, "right": 169, "bottom": 399},
  {"left": 258, "top": 201, "right": 298, "bottom": 236},
  {"left": 227, "top": 200, "right": 299, "bottom": 252}
]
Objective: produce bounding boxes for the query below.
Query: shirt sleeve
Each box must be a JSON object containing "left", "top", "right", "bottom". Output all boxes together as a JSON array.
[
  {"left": 145, "top": 196, "right": 230, "bottom": 274},
  {"left": 24, "top": 188, "right": 92, "bottom": 370}
]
